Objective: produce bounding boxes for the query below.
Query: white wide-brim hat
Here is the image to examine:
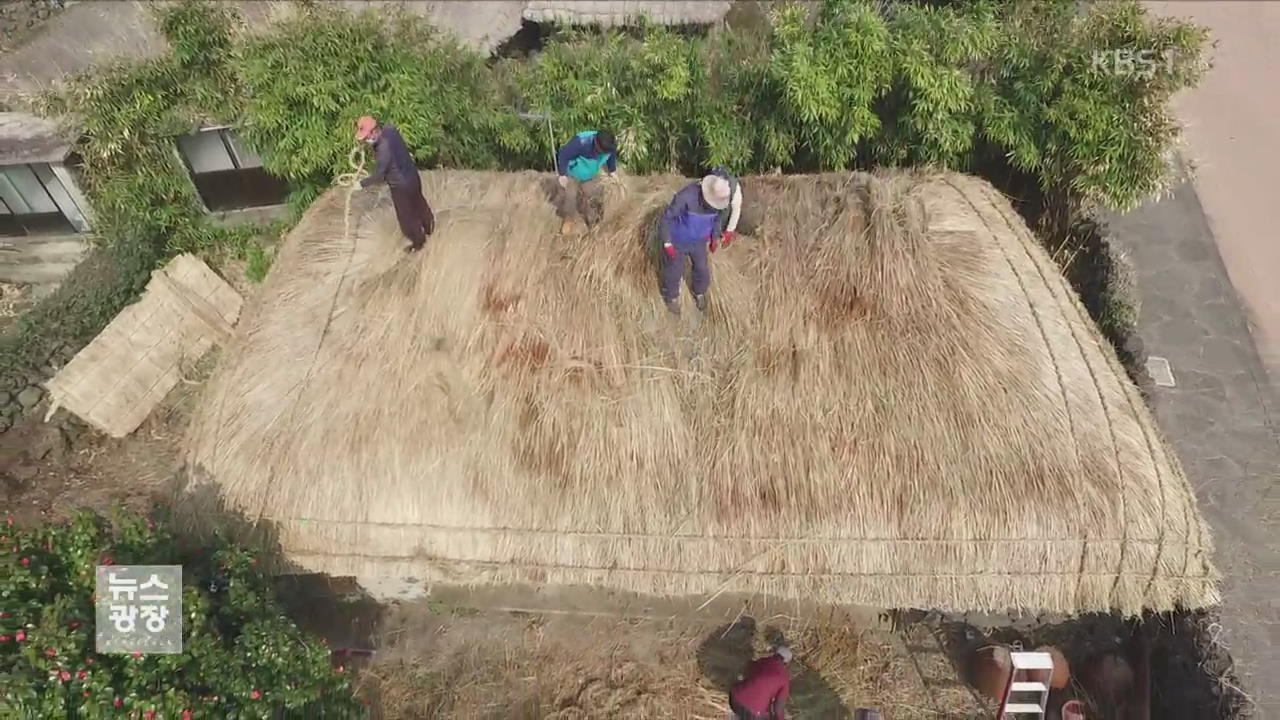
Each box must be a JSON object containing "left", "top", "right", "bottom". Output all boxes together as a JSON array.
[{"left": 700, "top": 175, "right": 731, "bottom": 210}]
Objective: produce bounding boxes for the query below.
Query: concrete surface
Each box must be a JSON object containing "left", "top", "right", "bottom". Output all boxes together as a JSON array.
[
  {"left": 0, "top": 1, "right": 165, "bottom": 106},
  {"left": 330, "top": 1, "right": 525, "bottom": 53},
  {"left": 208, "top": 204, "right": 289, "bottom": 230},
  {"left": 0, "top": 232, "right": 88, "bottom": 292},
  {"left": 1106, "top": 167, "right": 1279, "bottom": 719},
  {"left": 0, "top": 111, "right": 75, "bottom": 164},
  {"left": 1147, "top": 1, "right": 1280, "bottom": 390},
  {"left": 523, "top": 0, "right": 729, "bottom": 26}
]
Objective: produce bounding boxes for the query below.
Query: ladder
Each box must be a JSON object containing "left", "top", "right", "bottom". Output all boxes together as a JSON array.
[{"left": 998, "top": 651, "right": 1052, "bottom": 718}]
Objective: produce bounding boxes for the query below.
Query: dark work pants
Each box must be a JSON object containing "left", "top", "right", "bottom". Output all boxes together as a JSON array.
[
  {"left": 390, "top": 183, "right": 435, "bottom": 248},
  {"left": 729, "top": 699, "right": 769, "bottom": 720},
  {"left": 555, "top": 178, "right": 604, "bottom": 226},
  {"left": 661, "top": 242, "right": 710, "bottom": 302}
]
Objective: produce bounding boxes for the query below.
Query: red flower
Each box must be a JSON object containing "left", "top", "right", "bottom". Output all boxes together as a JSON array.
[
  {"left": 15, "top": 630, "right": 25, "bottom": 642},
  {"left": 335, "top": 665, "right": 345, "bottom": 674},
  {"left": 101, "top": 556, "right": 114, "bottom": 566},
  {"left": 77, "top": 670, "right": 87, "bottom": 681},
  {"left": 0, "top": 635, "right": 9, "bottom": 643},
  {"left": 0, "top": 611, "right": 8, "bottom": 619},
  {"left": 19, "top": 557, "right": 29, "bottom": 567},
  {"left": 114, "top": 698, "right": 123, "bottom": 709},
  {"left": 83, "top": 691, "right": 90, "bottom": 698},
  {"left": 250, "top": 690, "right": 262, "bottom": 700},
  {"left": 45, "top": 648, "right": 57, "bottom": 658},
  {"left": 5, "top": 517, "right": 11, "bottom": 526},
  {"left": 145, "top": 711, "right": 156, "bottom": 720},
  {"left": 182, "top": 711, "right": 193, "bottom": 720},
  {"left": 131, "top": 651, "right": 142, "bottom": 659},
  {"left": 59, "top": 670, "right": 71, "bottom": 682}
]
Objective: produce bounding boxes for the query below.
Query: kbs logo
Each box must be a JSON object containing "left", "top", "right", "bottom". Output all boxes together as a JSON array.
[{"left": 1091, "top": 49, "right": 1177, "bottom": 79}]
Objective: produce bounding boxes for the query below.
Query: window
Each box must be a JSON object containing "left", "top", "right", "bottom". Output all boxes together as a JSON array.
[
  {"left": 176, "top": 128, "right": 288, "bottom": 212},
  {"left": 0, "top": 162, "right": 89, "bottom": 236}
]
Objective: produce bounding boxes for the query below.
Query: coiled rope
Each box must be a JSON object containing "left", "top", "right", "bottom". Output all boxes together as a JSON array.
[
  {"left": 212, "top": 144, "right": 369, "bottom": 505},
  {"left": 270, "top": 147, "right": 367, "bottom": 434},
  {"left": 318, "top": 144, "right": 368, "bottom": 348}
]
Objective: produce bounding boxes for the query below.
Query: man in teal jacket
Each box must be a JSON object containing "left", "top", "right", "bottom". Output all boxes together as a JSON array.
[{"left": 555, "top": 130, "right": 617, "bottom": 234}]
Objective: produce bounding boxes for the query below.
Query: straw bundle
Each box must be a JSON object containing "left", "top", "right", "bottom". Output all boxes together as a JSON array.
[{"left": 185, "top": 170, "right": 1217, "bottom": 614}]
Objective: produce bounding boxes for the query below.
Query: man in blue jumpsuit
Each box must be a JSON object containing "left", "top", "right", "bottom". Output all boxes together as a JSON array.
[{"left": 658, "top": 174, "right": 733, "bottom": 315}]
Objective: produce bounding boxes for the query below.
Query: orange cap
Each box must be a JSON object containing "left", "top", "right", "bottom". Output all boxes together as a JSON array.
[{"left": 354, "top": 116, "right": 378, "bottom": 141}]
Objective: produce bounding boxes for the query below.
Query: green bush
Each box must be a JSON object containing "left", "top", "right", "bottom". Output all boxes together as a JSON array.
[
  {"left": 0, "top": 512, "right": 363, "bottom": 718},
  {"left": 245, "top": 244, "right": 273, "bottom": 285},
  {"left": 505, "top": 23, "right": 709, "bottom": 173},
  {"left": 976, "top": 0, "right": 1209, "bottom": 214},
  {"left": 497, "top": 0, "right": 1205, "bottom": 210},
  {"left": 234, "top": 6, "right": 530, "bottom": 184}
]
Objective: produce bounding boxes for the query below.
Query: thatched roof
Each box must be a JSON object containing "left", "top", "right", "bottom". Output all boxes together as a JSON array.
[
  {"left": 47, "top": 254, "right": 242, "bottom": 438},
  {"left": 185, "top": 170, "right": 1217, "bottom": 615}
]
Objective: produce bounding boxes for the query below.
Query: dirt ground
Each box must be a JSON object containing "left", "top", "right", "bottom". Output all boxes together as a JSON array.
[
  {"left": 0, "top": 378, "right": 186, "bottom": 527},
  {"left": 0, "top": 281, "right": 35, "bottom": 331},
  {"left": 296, "top": 592, "right": 986, "bottom": 720}
]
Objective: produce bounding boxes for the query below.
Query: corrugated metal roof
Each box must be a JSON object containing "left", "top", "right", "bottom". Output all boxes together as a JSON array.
[
  {"left": 522, "top": 0, "right": 730, "bottom": 26},
  {"left": 0, "top": 112, "right": 77, "bottom": 165}
]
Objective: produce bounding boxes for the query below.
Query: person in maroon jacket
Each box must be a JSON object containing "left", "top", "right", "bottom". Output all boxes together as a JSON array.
[
  {"left": 730, "top": 645, "right": 793, "bottom": 719},
  {"left": 355, "top": 115, "right": 435, "bottom": 252}
]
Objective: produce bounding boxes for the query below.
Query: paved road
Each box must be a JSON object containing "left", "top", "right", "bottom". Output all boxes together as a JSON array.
[
  {"left": 1108, "top": 165, "right": 1279, "bottom": 719},
  {"left": 1135, "top": 5, "right": 1280, "bottom": 716},
  {"left": 1147, "top": 1, "right": 1280, "bottom": 389}
]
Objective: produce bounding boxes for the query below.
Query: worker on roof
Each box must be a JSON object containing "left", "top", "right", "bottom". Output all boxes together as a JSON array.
[
  {"left": 355, "top": 115, "right": 435, "bottom": 253},
  {"left": 658, "top": 173, "right": 734, "bottom": 315},
  {"left": 555, "top": 129, "right": 618, "bottom": 235},
  {"left": 730, "top": 644, "right": 793, "bottom": 719},
  {"left": 708, "top": 166, "right": 744, "bottom": 253}
]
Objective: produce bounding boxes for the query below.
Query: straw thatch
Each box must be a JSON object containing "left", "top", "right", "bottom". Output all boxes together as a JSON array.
[
  {"left": 48, "top": 253, "right": 241, "bottom": 438},
  {"left": 185, "top": 170, "right": 1217, "bottom": 614}
]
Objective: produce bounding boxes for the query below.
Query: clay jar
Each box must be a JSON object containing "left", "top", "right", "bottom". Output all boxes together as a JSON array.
[
  {"left": 1035, "top": 645, "right": 1071, "bottom": 689},
  {"left": 970, "top": 645, "right": 1013, "bottom": 701}
]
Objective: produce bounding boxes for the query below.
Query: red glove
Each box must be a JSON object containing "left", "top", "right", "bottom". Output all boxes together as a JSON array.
[
  {"left": 663, "top": 242, "right": 677, "bottom": 260},
  {"left": 721, "top": 230, "right": 736, "bottom": 248}
]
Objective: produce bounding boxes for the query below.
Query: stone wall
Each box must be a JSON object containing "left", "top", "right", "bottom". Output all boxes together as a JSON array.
[
  {"left": 0, "top": 0, "right": 67, "bottom": 56},
  {"left": 0, "top": 339, "right": 71, "bottom": 432}
]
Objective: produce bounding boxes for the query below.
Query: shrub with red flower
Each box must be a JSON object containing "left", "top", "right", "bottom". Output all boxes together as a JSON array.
[{"left": 0, "top": 510, "right": 363, "bottom": 718}]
